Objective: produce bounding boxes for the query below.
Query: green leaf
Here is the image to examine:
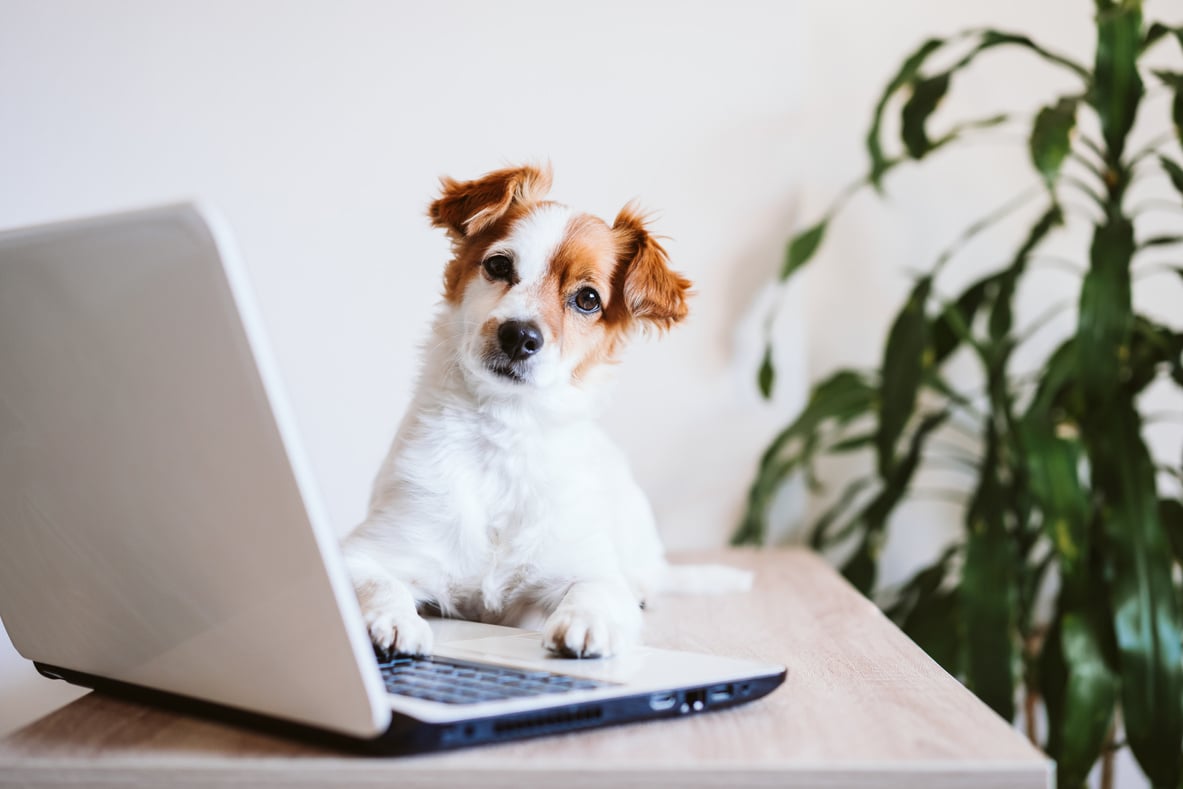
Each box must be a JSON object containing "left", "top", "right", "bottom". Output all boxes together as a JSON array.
[
  {"left": 989, "top": 205, "right": 1064, "bottom": 344},
  {"left": 762, "top": 370, "right": 878, "bottom": 466},
  {"left": 972, "top": 30, "right": 1090, "bottom": 80},
  {"left": 865, "top": 30, "right": 1083, "bottom": 191},
  {"left": 885, "top": 545, "right": 957, "bottom": 620},
  {"left": 1161, "top": 499, "right": 1183, "bottom": 565},
  {"left": 1141, "top": 21, "right": 1172, "bottom": 52},
  {"left": 1086, "top": 400, "right": 1183, "bottom": 788},
  {"left": 1139, "top": 234, "right": 1183, "bottom": 249},
  {"left": 961, "top": 527, "right": 1017, "bottom": 719},
  {"left": 889, "top": 546, "right": 962, "bottom": 677},
  {"left": 1076, "top": 216, "right": 1134, "bottom": 399},
  {"left": 757, "top": 344, "right": 775, "bottom": 400},
  {"left": 840, "top": 533, "right": 877, "bottom": 594},
  {"left": 1029, "top": 337, "right": 1084, "bottom": 420},
  {"left": 935, "top": 112, "right": 1010, "bottom": 143},
  {"left": 1160, "top": 156, "right": 1183, "bottom": 198},
  {"left": 828, "top": 431, "right": 876, "bottom": 454},
  {"left": 901, "top": 72, "right": 950, "bottom": 159},
  {"left": 1176, "top": 88, "right": 1183, "bottom": 151},
  {"left": 1020, "top": 396, "right": 1096, "bottom": 770},
  {"left": 1093, "top": 2, "right": 1145, "bottom": 159},
  {"left": 827, "top": 412, "right": 947, "bottom": 594},
  {"left": 809, "top": 476, "right": 877, "bottom": 549},
  {"left": 781, "top": 220, "right": 827, "bottom": 281},
  {"left": 867, "top": 37, "right": 945, "bottom": 188},
  {"left": 1155, "top": 70, "right": 1183, "bottom": 150},
  {"left": 961, "top": 425, "right": 1018, "bottom": 720},
  {"left": 902, "top": 587, "right": 961, "bottom": 677},
  {"left": 1022, "top": 418, "right": 1088, "bottom": 584},
  {"left": 1041, "top": 607, "right": 1118, "bottom": 789},
  {"left": 931, "top": 273, "right": 1000, "bottom": 364},
  {"left": 734, "top": 369, "right": 877, "bottom": 546},
  {"left": 1125, "top": 317, "right": 1183, "bottom": 396},
  {"left": 1029, "top": 98, "right": 1078, "bottom": 187},
  {"left": 840, "top": 411, "right": 948, "bottom": 594},
  {"left": 1159, "top": 70, "right": 1183, "bottom": 150},
  {"left": 877, "top": 277, "right": 932, "bottom": 476}
]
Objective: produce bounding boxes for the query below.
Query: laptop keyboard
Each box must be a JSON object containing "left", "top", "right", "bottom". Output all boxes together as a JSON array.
[{"left": 377, "top": 655, "right": 609, "bottom": 705}]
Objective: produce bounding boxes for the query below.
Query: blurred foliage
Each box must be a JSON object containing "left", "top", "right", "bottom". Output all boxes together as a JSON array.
[{"left": 734, "top": 2, "right": 1183, "bottom": 786}]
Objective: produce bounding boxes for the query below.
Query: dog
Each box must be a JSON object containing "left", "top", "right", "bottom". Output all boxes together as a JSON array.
[{"left": 342, "top": 163, "right": 751, "bottom": 660}]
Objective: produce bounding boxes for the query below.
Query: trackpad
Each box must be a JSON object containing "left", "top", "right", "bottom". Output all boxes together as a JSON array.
[{"left": 439, "top": 634, "right": 652, "bottom": 682}]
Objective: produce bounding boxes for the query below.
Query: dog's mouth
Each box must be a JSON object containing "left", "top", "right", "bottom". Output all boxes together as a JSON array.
[{"left": 483, "top": 355, "right": 528, "bottom": 383}]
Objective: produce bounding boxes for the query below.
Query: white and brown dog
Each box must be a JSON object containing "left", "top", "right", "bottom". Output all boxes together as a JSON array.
[{"left": 342, "top": 163, "right": 750, "bottom": 660}]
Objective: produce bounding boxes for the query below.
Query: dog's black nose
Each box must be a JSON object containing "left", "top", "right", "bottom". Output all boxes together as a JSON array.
[{"left": 498, "top": 320, "right": 544, "bottom": 361}]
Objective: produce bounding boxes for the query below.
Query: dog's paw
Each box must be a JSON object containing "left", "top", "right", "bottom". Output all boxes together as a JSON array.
[
  {"left": 364, "top": 605, "right": 434, "bottom": 659},
  {"left": 542, "top": 608, "right": 634, "bottom": 659}
]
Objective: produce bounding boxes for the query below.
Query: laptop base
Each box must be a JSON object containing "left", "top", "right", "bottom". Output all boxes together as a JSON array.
[{"left": 34, "top": 661, "right": 785, "bottom": 755}]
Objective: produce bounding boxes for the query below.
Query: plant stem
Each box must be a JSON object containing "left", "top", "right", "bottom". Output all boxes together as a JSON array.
[
  {"left": 1024, "top": 686, "right": 1039, "bottom": 746},
  {"left": 1100, "top": 720, "right": 1116, "bottom": 789}
]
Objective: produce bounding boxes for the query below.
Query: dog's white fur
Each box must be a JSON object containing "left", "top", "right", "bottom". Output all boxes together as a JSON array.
[{"left": 342, "top": 165, "right": 750, "bottom": 659}]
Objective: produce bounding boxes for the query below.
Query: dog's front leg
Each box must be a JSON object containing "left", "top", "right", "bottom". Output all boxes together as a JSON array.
[
  {"left": 342, "top": 549, "right": 434, "bottom": 658},
  {"left": 542, "top": 579, "right": 642, "bottom": 659}
]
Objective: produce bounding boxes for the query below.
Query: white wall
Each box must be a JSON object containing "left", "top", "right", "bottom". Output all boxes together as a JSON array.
[{"left": 1, "top": 3, "right": 1179, "bottom": 785}]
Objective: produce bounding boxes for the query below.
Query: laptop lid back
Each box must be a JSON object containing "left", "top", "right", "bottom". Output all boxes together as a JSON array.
[{"left": 0, "top": 204, "right": 391, "bottom": 737}]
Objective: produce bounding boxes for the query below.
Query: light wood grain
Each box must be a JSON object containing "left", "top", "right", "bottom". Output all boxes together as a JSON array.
[{"left": 0, "top": 548, "right": 1052, "bottom": 788}]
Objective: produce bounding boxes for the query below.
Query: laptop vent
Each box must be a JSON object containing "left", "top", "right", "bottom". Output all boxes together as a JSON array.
[{"left": 492, "top": 705, "right": 604, "bottom": 736}]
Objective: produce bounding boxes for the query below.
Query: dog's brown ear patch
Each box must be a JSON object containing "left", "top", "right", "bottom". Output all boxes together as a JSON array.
[
  {"left": 611, "top": 203, "right": 691, "bottom": 329},
  {"left": 429, "top": 163, "right": 553, "bottom": 238}
]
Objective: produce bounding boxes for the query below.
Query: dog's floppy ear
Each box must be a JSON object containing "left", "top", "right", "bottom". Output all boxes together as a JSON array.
[
  {"left": 611, "top": 203, "right": 691, "bottom": 329},
  {"left": 429, "top": 163, "right": 553, "bottom": 238}
]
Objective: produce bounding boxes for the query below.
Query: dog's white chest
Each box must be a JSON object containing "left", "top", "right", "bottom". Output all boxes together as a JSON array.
[{"left": 419, "top": 415, "right": 599, "bottom": 609}]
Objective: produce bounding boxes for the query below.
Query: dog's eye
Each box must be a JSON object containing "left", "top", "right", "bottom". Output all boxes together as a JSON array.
[
  {"left": 572, "top": 287, "right": 601, "bottom": 314},
  {"left": 483, "top": 254, "right": 514, "bottom": 282}
]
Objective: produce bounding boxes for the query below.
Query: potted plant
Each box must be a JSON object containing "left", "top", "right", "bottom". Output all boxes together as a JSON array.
[{"left": 733, "top": 2, "right": 1183, "bottom": 787}]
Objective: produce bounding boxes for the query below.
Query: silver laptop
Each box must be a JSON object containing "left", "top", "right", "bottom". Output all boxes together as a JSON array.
[{"left": 0, "top": 203, "right": 785, "bottom": 753}]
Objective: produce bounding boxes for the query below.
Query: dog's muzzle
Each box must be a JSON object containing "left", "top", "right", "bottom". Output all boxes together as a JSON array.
[{"left": 485, "top": 319, "right": 543, "bottom": 382}]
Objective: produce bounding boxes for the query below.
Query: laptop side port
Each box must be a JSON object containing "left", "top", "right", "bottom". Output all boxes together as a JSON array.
[
  {"left": 707, "top": 684, "right": 734, "bottom": 703},
  {"left": 649, "top": 693, "right": 678, "bottom": 711}
]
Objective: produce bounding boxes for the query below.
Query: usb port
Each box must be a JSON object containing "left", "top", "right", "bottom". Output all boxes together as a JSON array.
[
  {"left": 649, "top": 693, "right": 678, "bottom": 711},
  {"left": 707, "top": 684, "right": 733, "bottom": 703}
]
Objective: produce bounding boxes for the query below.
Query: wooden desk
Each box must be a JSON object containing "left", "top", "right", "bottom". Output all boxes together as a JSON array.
[{"left": 0, "top": 549, "right": 1051, "bottom": 788}]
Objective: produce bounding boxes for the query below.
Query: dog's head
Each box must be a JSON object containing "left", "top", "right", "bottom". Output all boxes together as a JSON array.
[{"left": 428, "top": 163, "right": 691, "bottom": 394}]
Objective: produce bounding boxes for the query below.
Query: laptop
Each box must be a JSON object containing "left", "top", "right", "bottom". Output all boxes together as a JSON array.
[{"left": 0, "top": 203, "right": 785, "bottom": 754}]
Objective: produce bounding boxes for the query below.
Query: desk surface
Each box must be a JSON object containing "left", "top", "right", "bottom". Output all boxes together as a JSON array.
[{"left": 0, "top": 548, "right": 1050, "bottom": 788}]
